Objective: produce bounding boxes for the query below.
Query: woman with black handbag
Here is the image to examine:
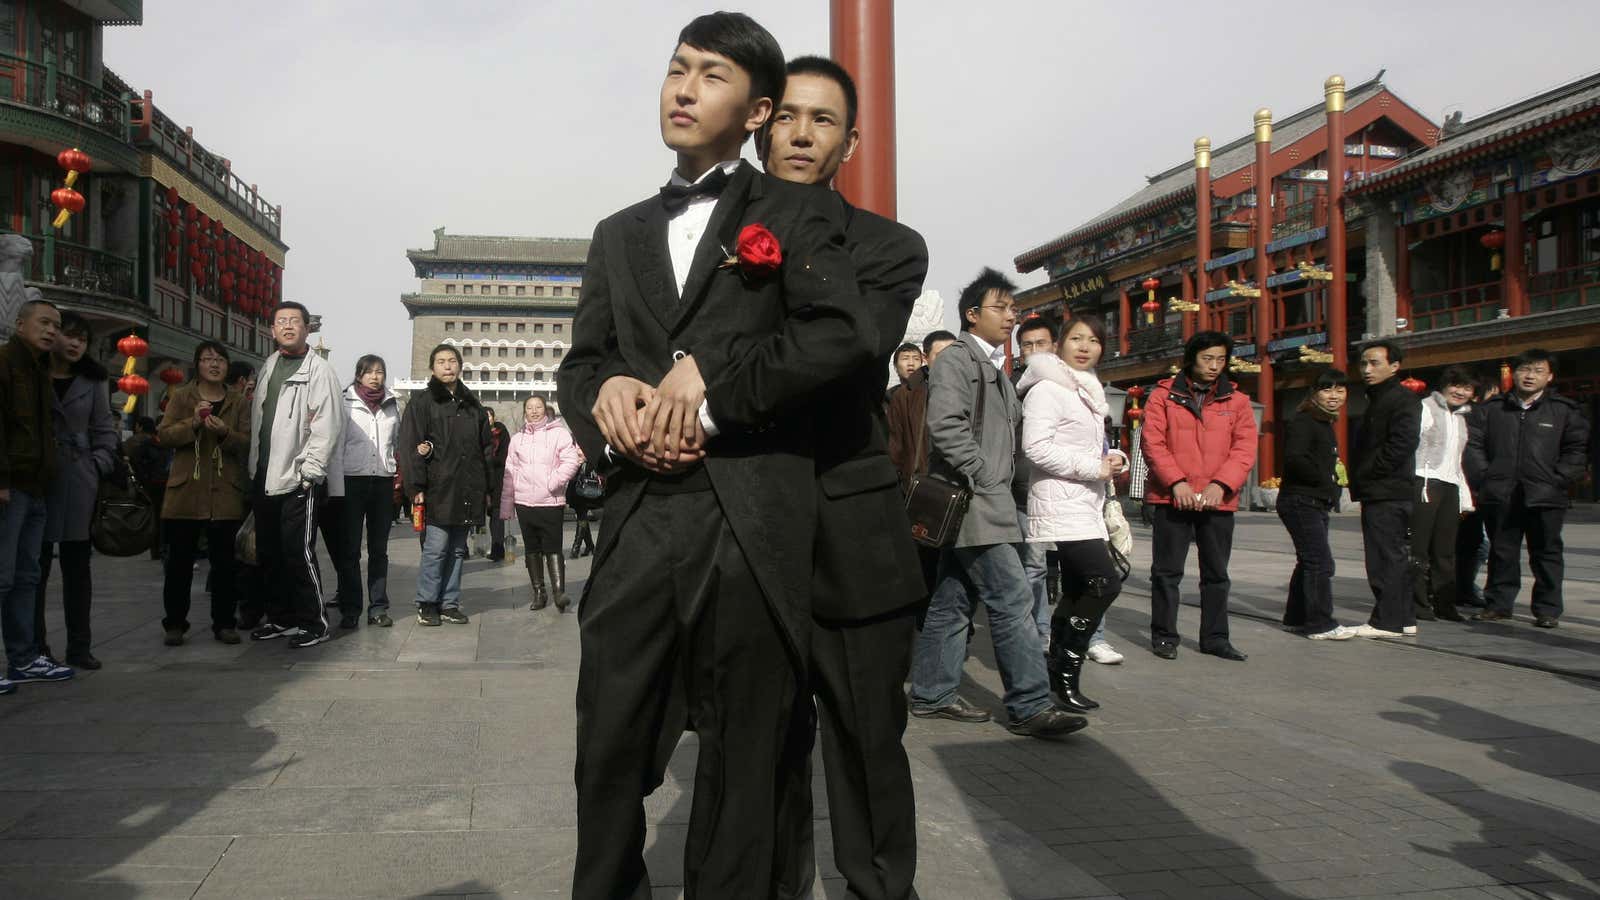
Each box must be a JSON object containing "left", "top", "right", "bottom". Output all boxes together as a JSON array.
[
  {"left": 155, "top": 341, "right": 251, "bottom": 646},
  {"left": 566, "top": 451, "right": 602, "bottom": 559},
  {"left": 1016, "top": 314, "right": 1128, "bottom": 713},
  {"left": 35, "top": 313, "right": 118, "bottom": 670},
  {"left": 498, "top": 396, "right": 580, "bottom": 611}
]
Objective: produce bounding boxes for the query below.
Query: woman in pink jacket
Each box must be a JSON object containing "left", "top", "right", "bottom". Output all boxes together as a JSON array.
[
  {"left": 1018, "top": 314, "right": 1128, "bottom": 714},
  {"left": 500, "top": 396, "right": 581, "bottom": 611}
]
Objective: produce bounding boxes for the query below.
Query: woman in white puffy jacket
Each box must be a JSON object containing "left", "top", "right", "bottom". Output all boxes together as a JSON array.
[{"left": 1017, "top": 314, "right": 1127, "bottom": 714}]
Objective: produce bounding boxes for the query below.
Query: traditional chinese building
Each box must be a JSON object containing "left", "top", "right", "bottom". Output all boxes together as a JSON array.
[
  {"left": 400, "top": 228, "right": 588, "bottom": 423},
  {"left": 1013, "top": 72, "right": 1441, "bottom": 479},
  {"left": 0, "top": 0, "right": 287, "bottom": 413}
]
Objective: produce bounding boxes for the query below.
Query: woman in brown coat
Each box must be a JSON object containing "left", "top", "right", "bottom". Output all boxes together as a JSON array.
[{"left": 157, "top": 341, "right": 251, "bottom": 645}]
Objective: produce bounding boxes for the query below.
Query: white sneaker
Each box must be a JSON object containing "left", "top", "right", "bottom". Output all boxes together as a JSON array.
[
  {"left": 1402, "top": 625, "right": 1418, "bottom": 635},
  {"left": 1351, "top": 624, "right": 1406, "bottom": 639},
  {"left": 1087, "top": 641, "right": 1124, "bottom": 665},
  {"left": 1306, "top": 625, "right": 1358, "bottom": 641}
]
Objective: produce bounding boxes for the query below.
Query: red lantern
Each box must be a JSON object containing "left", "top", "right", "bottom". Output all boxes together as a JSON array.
[
  {"left": 1401, "top": 376, "right": 1428, "bottom": 395},
  {"left": 220, "top": 272, "right": 235, "bottom": 291},
  {"left": 50, "top": 187, "right": 84, "bottom": 229},
  {"left": 116, "top": 333, "right": 149, "bottom": 359},
  {"left": 56, "top": 148, "right": 92, "bottom": 188},
  {"left": 1140, "top": 276, "right": 1162, "bottom": 324},
  {"left": 159, "top": 367, "right": 185, "bottom": 386},
  {"left": 164, "top": 250, "right": 178, "bottom": 269},
  {"left": 185, "top": 205, "right": 198, "bottom": 222},
  {"left": 211, "top": 220, "right": 225, "bottom": 237},
  {"left": 165, "top": 186, "right": 180, "bottom": 206},
  {"left": 166, "top": 230, "right": 181, "bottom": 248},
  {"left": 1480, "top": 230, "right": 1506, "bottom": 272},
  {"left": 1125, "top": 384, "right": 1146, "bottom": 401},
  {"left": 118, "top": 374, "right": 150, "bottom": 397},
  {"left": 1500, "top": 361, "right": 1513, "bottom": 394}
]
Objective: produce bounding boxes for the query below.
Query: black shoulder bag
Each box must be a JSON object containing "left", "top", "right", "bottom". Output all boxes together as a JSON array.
[{"left": 904, "top": 348, "right": 988, "bottom": 548}]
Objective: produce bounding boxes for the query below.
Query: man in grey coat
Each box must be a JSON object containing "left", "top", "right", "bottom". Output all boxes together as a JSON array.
[{"left": 907, "top": 268, "right": 1085, "bottom": 739}]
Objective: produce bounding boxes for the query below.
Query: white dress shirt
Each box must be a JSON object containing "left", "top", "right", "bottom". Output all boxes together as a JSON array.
[
  {"left": 661, "top": 159, "right": 741, "bottom": 439},
  {"left": 966, "top": 332, "right": 1009, "bottom": 372}
]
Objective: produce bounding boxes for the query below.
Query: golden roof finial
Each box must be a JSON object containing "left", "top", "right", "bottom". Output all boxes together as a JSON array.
[
  {"left": 1325, "top": 75, "right": 1347, "bottom": 113},
  {"left": 1194, "top": 136, "right": 1212, "bottom": 169},
  {"left": 1254, "top": 108, "right": 1273, "bottom": 144}
]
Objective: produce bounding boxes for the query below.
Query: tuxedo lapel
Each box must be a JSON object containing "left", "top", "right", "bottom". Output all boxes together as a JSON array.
[
  {"left": 668, "top": 162, "right": 761, "bottom": 334},
  {"left": 628, "top": 199, "right": 680, "bottom": 334}
]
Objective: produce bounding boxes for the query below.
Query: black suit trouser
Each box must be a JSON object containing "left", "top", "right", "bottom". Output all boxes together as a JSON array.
[
  {"left": 1410, "top": 479, "right": 1460, "bottom": 614},
  {"left": 1361, "top": 499, "right": 1414, "bottom": 631},
  {"left": 35, "top": 540, "right": 91, "bottom": 658},
  {"left": 1148, "top": 505, "right": 1234, "bottom": 649},
  {"left": 773, "top": 605, "right": 920, "bottom": 900},
  {"left": 1483, "top": 491, "right": 1567, "bottom": 619},
  {"left": 573, "top": 488, "right": 798, "bottom": 900}
]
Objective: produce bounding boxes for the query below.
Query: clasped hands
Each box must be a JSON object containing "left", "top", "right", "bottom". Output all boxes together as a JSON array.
[
  {"left": 1171, "top": 481, "right": 1227, "bottom": 511},
  {"left": 593, "top": 355, "right": 708, "bottom": 474}
]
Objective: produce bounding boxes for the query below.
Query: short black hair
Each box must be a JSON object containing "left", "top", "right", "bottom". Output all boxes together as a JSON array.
[
  {"left": 1312, "top": 367, "right": 1349, "bottom": 391},
  {"left": 271, "top": 300, "right": 311, "bottom": 325},
  {"left": 17, "top": 298, "right": 57, "bottom": 322},
  {"left": 1440, "top": 365, "right": 1477, "bottom": 388},
  {"left": 1017, "top": 315, "right": 1058, "bottom": 344},
  {"left": 1513, "top": 348, "right": 1556, "bottom": 374},
  {"left": 1362, "top": 339, "right": 1404, "bottom": 365},
  {"left": 191, "top": 340, "right": 230, "bottom": 378},
  {"left": 135, "top": 416, "right": 157, "bottom": 434},
  {"left": 429, "top": 343, "right": 462, "bottom": 368},
  {"left": 226, "top": 361, "right": 255, "bottom": 385},
  {"left": 58, "top": 311, "right": 92, "bottom": 340},
  {"left": 922, "top": 330, "right": 957, "bottom": 356},
  {"left": 1182, "top": 331, "right": 1233, "bottom": 370},
  {"left": 957, "top": 268, "right": 1017, "bottom": 331},
  {"left": 894, "top": 342, "right": 921, "bottom": 358},
  {"left": 785, "top": 55, "right": 857, "bottom": 130},
  {"left": 677, "top": 12, "right": 785, "bottom": 109}
]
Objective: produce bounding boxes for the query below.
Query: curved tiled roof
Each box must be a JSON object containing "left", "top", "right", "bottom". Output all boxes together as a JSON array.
[
  {"left": 1351, "top": 70, "right": 1600, "bottom": 192},
  {"left": 1015, "top": 78, "right": 1389, "bottom": 272},
  {"left": 407, "top": 229, "right": 591, "bottom": 265}
]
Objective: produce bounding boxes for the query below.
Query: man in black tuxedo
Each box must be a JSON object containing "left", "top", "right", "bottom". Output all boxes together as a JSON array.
[
  {"left": 555, "top": 13, "right": 879, "bottom": 900},
  {"left": 760, "top": 57, "right": 927, "bottom": 900}
]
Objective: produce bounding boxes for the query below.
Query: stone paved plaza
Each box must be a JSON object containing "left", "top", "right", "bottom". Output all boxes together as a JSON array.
[{"left": 3, "top": 510, "right": 1600, "bottom": 899}]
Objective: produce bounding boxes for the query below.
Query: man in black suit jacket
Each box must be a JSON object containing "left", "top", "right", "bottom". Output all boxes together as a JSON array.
[
  {"left": 759, "top": 57, "right": 927, "bottom": 900},
  {"left": 555, "top": 14, "right": 879, "bottom": 900}
]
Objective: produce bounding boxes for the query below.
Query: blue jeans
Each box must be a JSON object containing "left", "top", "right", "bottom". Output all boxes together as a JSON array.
[
  {"left": 415, "top": 524, "right": 468, "bottom": 610},
  {"left": 0, "top": 490, "right": 48, "bottom": 668},
  {"left": 909, "top": 543, "right": 1051, "bottom": 723},
  {"left": 1018, "top": 515, "right": 1051, "bottom": 643}
]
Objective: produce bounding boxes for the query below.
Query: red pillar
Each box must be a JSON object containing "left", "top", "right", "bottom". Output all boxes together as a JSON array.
[
  {"left": 1118, "top": 288, "right": 1131, "bottom": 357},
  {"left": 1325, "top": 76, "right": 1350, "bottom": 458},
  {"left": 830, "top": 0, "right": 896, "bottom": 219},
  {"left": 1253, "top": 108, "right": 1276, "bottom": 480},
  {"left": 1503, "top": 188, "right": 1528, "bottom": 317},
  {"left": 1194, "top": 137, "right": 1212, "bottom": 334},
  {"left": 1181, "top": 268, "right": 1196, "bottom": 340}
]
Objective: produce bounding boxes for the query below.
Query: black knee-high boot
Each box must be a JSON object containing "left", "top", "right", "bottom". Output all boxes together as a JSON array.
[
  {"left": 546, "top": 553, "right": 568, "bottom": 612},
  {"left": 527, "top": 554, "right": 548, "bottom": 610},
  {"left": 1048, "top": 575, "right": 1117, "bottom": 712}
]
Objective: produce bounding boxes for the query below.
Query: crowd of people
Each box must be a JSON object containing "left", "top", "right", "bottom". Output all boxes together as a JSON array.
[{"left": 0, "top": 297, "right": 590, "bottom": 694}]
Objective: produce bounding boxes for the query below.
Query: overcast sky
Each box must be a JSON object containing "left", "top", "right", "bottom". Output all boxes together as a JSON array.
[{"left": 105, "top": 1, "right": 1600, "bottom": 380}]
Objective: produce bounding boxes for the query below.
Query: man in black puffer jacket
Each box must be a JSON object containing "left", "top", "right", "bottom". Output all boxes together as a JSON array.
[
  {"left": 1464, "top": 348, "right": 1590, "bottom": 628},
  {"left": 1349, "top": 340, "right": 1421, "bottom": 638}
]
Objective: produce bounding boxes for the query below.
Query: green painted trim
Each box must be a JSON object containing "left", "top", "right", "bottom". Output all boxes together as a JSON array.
[{"left": 0, "top": 104, "right": 140, "bottom": 172}]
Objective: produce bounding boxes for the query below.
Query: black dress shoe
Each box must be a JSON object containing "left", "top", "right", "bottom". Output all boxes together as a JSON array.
[
  {"left": 1414, "top": 606, "right": 1438, "bottom": 622},
  {"left": 1535, "top": 616, "right": 1559, "bottom": 629},
  {"left": 1201, "top": 643, "right": 1248, "bottom": 661},
  {"left": 1005, "top": 708, "right": 1088, "bottom": 739},
  {"left": 1152, "top": 642, "right": 1178, "bottom": 660},
  {"left": 339, "top": 615, "right": 360, "bottom": 630},
  {"left": 910, "top": 696, "right": 991, "bottom": 723},
  {"left": 1435, "top": 605, "right": 1465, "bottom": 622},
  {"left": 65, "top": 652, "right": 101, "bottom": 670},
  {"left": 1473, "top": 609, "right": 1512, "bottom": 622}
]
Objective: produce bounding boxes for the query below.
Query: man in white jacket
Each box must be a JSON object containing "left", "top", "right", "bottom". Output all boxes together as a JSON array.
[
  {"left": 245, "top": 301, "right": 346, "bottom": 648},
  {"left": 1411, "top": 366, "right": 1476, "bottom": 623}
]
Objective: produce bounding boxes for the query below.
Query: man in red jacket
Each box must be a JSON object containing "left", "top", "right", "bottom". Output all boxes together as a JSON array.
[{"left": 1141, "top": 331, "right": 1259, "bottom": 661}]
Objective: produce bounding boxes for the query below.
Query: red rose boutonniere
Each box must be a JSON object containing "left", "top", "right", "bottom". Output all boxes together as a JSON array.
[{"left": 720, "top": 223, "right": 782, "bottom": 279}]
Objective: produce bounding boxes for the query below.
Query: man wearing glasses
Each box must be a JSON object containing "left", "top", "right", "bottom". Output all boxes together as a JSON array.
[
  {"left": 907, "top": 268, "right": 1086, "bottom": 740},
  {"left": 1465, "top": 348, "right": 1590, "bottom": 628}
]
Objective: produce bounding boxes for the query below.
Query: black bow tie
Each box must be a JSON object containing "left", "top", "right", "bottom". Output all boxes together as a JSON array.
[{"left": 659, "top": 166, "right": 731, "bottom": 214}]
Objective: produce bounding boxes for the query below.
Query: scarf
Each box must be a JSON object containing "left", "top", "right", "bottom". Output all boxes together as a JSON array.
[
  {"left": 1064, "top": 361, "right": 1109, "bottom": 418},
  {"left": 355, "top": 382, "right": 385, "bottom": 413}
]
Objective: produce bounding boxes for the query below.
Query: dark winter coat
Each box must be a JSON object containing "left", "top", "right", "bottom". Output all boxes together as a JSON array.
[
  {"left": 1464, "top": 390, "right": 1591, "bottom": 509},
  {"left": 0, "top": 335, "right": 55, "bottom": 495},
  {"left": 1280, "top": 410, "right": 1341, "bottom": 503},
  {"left": 1350, "top": 378, "right": 1421, "bottom": 503},
  {"left": 396, "top": 377, "right": 494, "bottom": 527},
  {"left": 44, "top": 363, "right": 120, "bottom": 541}
]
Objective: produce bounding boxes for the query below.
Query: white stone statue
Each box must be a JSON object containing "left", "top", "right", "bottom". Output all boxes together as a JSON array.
[{"left": 0, "top": 234, "right": 35, "bottom": 340}]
